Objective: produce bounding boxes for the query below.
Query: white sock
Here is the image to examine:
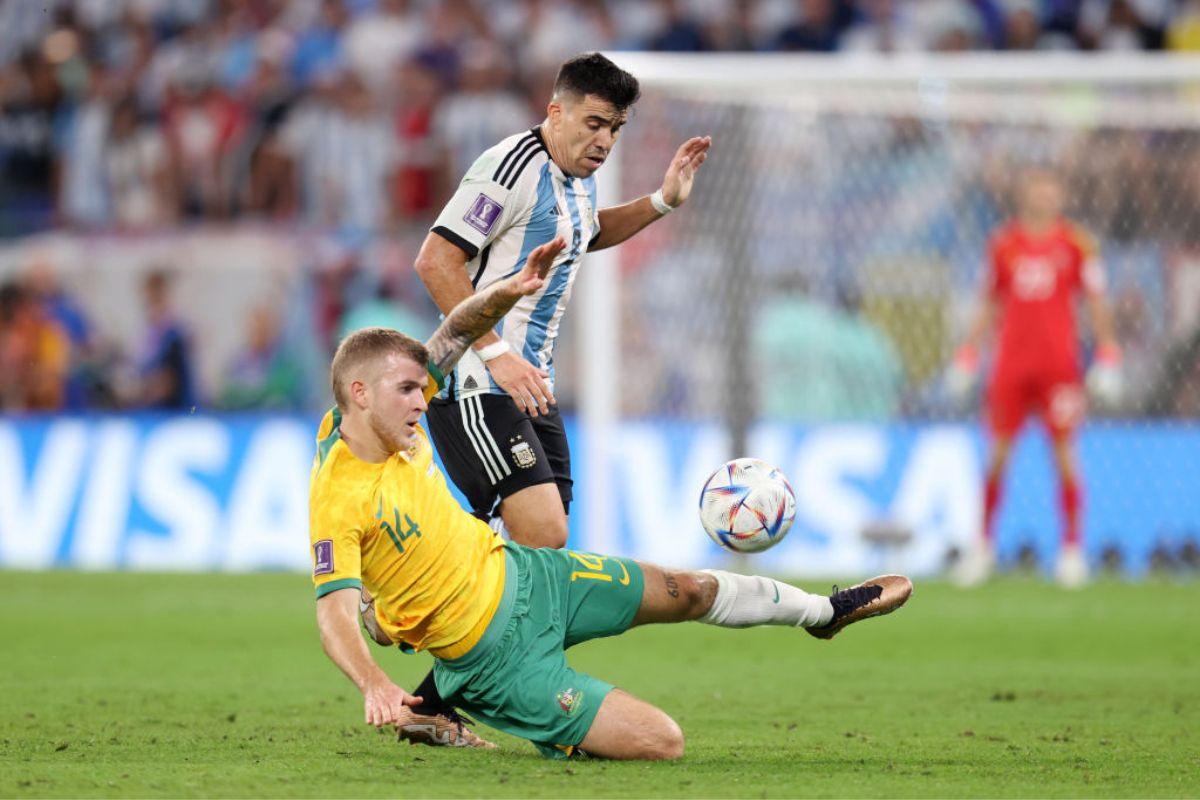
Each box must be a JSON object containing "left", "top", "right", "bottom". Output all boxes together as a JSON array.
[{"left": 698, "top": 570, "right": 834, "bottom": 629}]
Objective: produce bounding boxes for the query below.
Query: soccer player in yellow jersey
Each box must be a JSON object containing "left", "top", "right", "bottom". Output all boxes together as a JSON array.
[{"left": 311, "top": 236, "right": 913, "bottom": 760}]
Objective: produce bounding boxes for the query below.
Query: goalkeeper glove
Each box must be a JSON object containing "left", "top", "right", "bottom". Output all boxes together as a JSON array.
[
  {"left": 1086, "top": 343, "right": 1122, "bottom": 408},
  {"left": 946, "top": 345, "right": 980, "bottom": 405}
]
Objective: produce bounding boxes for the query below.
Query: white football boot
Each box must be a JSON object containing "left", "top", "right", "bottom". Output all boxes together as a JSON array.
[
  {"left": 952, "top": 543, "right": 995, "bottom": 588},
  {"left": 1055, "top": 544, "right": 1089, "bottom": 589}
]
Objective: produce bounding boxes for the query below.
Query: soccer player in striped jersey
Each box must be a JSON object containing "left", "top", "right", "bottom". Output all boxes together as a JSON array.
[{"left": 407, "top": 52, "right": 710, "bottom": 737}]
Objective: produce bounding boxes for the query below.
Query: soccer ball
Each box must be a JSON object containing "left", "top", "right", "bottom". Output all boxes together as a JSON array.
[{"left": 698, "top": 458, "right": 797, "bottom": 553}]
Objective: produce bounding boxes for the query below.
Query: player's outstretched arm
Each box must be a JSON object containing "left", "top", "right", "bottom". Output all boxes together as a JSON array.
[
  {"left": 589, "top": 136, "right": 711, "bottom": 252},
  {"left": 316, "top": 588, "right": 423, "bottom": 728},
  {"left": 425, "top": 236, "right": 566, "bottom": 379}
]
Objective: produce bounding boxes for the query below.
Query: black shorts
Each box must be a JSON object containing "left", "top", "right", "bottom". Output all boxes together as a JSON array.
[{"left": 425, "top": 394, "right": 573, "bottom": 520}]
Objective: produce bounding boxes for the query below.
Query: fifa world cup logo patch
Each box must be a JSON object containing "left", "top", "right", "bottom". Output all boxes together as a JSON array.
[
  {"left": 556, "top": 687, "right": 583, "bottom": 716},
  {"left": 511, "top": 441, "right": 536, "bottom": 469},
  {"left": 313, "top": 540, "right": 334, "bottom": 576}
]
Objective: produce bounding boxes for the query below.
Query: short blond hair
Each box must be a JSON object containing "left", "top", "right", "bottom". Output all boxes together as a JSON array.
[{"left": 330, "top": 327, "right": 428, "bottom": 411}]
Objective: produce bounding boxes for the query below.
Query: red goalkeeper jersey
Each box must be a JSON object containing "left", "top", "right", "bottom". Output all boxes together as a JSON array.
[{"left": 987, "top": 220, "right": 1104, "bottom": 378}]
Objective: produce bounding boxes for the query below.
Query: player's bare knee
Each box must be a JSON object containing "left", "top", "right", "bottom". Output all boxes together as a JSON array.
[
  {"left": 510, "top": 516, "right": 567, "bottom": 549},
  {"left": 648, "top": 717, "right": 685, "bottom": 760}
]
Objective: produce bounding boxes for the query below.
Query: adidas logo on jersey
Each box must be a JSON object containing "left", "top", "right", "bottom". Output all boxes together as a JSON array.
[
  {"left": 463, "top": 376, "right": 478, "bottom": 390},
  {"left": 549, "top": 203, "right": 562, "bottom": 217}
]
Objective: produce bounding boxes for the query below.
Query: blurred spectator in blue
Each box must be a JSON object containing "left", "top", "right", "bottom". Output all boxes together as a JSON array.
[
  {"left": 649, "top": 0, "right": 714, "bottom": 51},
  {"left": 292, "top": 0, "right": 350, "bottom": 85},
  {"left": 135, "top": 270, "right": 197, "bottom": 410},
  {"left": 219, "top": 304, "right": 307, "bottom": 410},
  {"left": 774, "top": 0, "right": 854, "bottom": 52}
]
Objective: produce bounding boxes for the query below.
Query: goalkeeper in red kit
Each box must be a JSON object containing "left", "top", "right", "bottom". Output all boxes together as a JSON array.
[{"left": 950, "top": 168, "right": 1121, "bottom": 588}]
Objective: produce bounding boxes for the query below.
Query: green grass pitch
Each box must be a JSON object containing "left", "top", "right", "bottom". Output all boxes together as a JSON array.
[{"left": 2, "top": 571, "right": 1197, "bottom": 798}]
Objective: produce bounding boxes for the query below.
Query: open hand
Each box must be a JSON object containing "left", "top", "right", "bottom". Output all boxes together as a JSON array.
[{"left": 660, "top": 136, "right": 712, "bottom": 208}]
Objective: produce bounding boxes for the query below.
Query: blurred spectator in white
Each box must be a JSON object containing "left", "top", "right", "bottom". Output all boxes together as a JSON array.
[
  {"left": 105, "top": 97, "right": 175, "bottom": 229},
  {"left": 58, "top": 62, "right": 115, "bottom": 228},
  {"left": 343, "top": 0, "right": 425, "bottom": 95},
  {"left": 512, "top": 0, "right": 616, "bottom": 80},
  {"left": 133, "top": 270, "right": 197, "bottom": 410},
  {"left": 916, "top": 0, "right": 985, "bottom": 50},
  {"left": 391, "top": 57, "right": 444, "bottom": 220},
  {"left": 839, "top": 0, "right": 922, "bottom": 53},
  {"left": 0, "top": 281, "right": 70, "bottom": 411},
  {"left": 162, "top": 68, "right": 244, "bottom": 219},
  {"left": 432, "top": 42, "right": 532, "bottom": 193},
  {"left": 219, "top": 304, "right": 306, "bottom": 410},
  {"left": 648, "top": 0, "right": 715, "bottom": 51},
  {"left": 283, "top": 68, "right": 397, "bottom": 232},
  {"left": 291, "top": 0, "right": 350, "bottom": 85}
]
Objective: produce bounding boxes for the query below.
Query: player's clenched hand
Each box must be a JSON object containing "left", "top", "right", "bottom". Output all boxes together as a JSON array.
[
  {"left": 660, "top": 136, "right": 711, "bottom": 208},
  {"left": 363, "top": 681, "right": 423, "bottom": 728},
  {"left": 486, "top": 350, "right": 555, "bottom": 416}
]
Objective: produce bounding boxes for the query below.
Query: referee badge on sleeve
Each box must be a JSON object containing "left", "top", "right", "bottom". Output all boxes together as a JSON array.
[{"left": 465, "top": 194, "right": 503, "bottom": 235}]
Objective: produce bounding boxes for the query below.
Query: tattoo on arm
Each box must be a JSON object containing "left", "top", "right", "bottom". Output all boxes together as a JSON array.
[
  {"left": 425, "top": 281, "right": 520, "bottom": 375},
  {"left": 664, "top": 573, "right": 680, "bottom": 599}
]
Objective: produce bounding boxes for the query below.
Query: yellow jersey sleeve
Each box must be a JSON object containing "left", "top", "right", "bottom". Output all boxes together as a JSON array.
[
  {"left": 310, "top": 496, "right": 364, "bottom": 599},
  {"left": 310, "top": 408, "right": 366, "bottom": 599}
]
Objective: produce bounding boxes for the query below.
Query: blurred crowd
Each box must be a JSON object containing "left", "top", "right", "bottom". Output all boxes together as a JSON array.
[
  {"left": 4, "top": 0, "right": 1200, "bottom": 236},
  {"left": 3, "top": 0, "right": 1200, "bottom": 416}
]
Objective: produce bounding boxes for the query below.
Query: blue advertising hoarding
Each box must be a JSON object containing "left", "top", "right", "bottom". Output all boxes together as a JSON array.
[{"left": 1, "top": 414, "right": 1196, "bottom": 576}]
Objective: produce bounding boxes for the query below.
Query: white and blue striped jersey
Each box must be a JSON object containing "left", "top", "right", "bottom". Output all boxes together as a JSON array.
[{"left": 430, "top": 127, "right": 600, "bottom": 401}]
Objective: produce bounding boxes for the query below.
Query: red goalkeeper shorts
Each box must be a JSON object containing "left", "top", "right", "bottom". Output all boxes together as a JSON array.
[{"left": 987, "top": 365, "right": 1085, "bottom": 438}]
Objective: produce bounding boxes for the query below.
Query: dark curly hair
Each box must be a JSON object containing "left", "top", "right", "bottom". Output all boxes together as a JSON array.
[{"left": 553, "top": 52, "right": 640, "bottom": 112}]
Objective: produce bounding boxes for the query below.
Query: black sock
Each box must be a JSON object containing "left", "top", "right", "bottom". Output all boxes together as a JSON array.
[{"left": 412, "top": 669, "right": 447, "bottom": 714}]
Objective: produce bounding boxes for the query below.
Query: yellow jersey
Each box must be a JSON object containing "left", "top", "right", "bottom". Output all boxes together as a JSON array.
[{"left": 308, "top": 365, "right": 506, "bottom": 659}]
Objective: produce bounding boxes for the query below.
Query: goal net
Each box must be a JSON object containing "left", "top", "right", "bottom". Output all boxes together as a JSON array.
[{"left": 569, "top": 54, "right": 1200, "bottom": 576}]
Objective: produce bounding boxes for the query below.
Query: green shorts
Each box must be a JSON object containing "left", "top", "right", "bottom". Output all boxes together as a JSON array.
[{"left": 433, "top": 542, "right": 645, "bottom": 752}]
